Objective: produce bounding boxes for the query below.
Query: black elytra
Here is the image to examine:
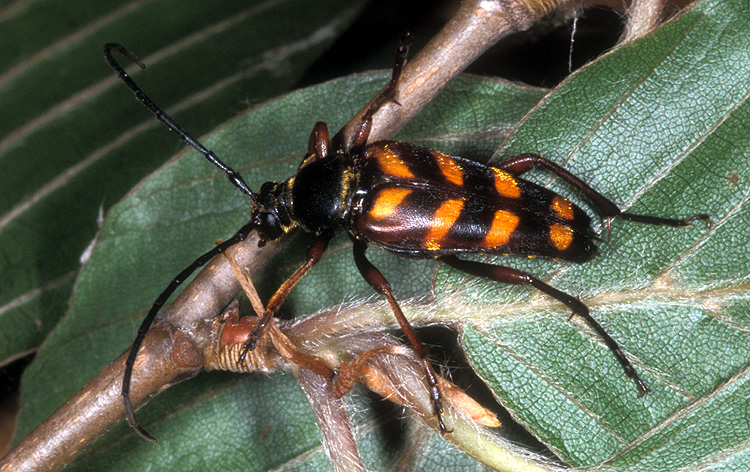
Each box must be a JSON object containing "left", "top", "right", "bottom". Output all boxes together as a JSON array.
[{"left": 104, "top": 41, "right": 709, "bottom": 441}]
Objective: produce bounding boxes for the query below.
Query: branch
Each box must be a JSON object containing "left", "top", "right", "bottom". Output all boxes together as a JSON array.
[
  {"left": 0, "top": 234, "right": 281, "bottom": 472},
  {"left": 338, "top": 0, "right": 571, "bottom": 146},
  {"left": 620, "top": 0, "right": 667, "bottom": 44}
]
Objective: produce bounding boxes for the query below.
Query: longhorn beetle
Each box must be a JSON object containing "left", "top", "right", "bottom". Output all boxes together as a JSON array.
[{"left": 105, "top": 41, "right": 708, "bottom": 441}]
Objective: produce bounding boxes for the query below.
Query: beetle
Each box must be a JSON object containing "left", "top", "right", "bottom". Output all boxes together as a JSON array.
[{"left": 104, "top": 41, "right": 708, "bottom": 440}]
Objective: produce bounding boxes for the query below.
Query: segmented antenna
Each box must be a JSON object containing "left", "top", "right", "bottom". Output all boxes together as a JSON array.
[
  {"left": 104, "top": 43, "right": 260, "bottom": 441},
  {"left": 121, "top": 223, "right": 256, "bottom": 442},
  {"left": 104, "top": 44, "right": 258, "bottom": 203}
]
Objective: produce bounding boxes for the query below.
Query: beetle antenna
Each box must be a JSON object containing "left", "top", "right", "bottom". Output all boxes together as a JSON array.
[
  {"left": 121, "top": 222, "right": 256, "bottom": 442},
  {"left": 104, "top": 43, "right": 258, "bottom": 204}
]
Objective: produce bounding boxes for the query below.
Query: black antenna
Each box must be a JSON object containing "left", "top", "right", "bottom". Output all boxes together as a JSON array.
[
  {"left": 121, "top": 223, "right": 255, "bottom": 442},
  {"left": 122, "top": 223, "right": 257, "bottom": 441},
  {"left": 104, "top": 43, "right": 259, "bottom": 441},
  {"left": 104, "top": 43, "right": 257, "bottom": 203}
]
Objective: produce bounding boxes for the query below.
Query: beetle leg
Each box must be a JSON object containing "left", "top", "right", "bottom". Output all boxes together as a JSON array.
[
  {"left": 497, "top": 153, "right": 709, "bottom": 227},
  {"left": 308, "top": 121, "right": 330, "bottom": 159},
  {"left": 352, "top": 240, "right": 447, "bottom": 432},
  {"left": 361, "top": 32, "right": 409, "bottom": 122},
  {"left": 267, "top": 323, "right": 336, "bottom": 381},
  {"left": 338, "top": 34, "right": 410, "bottom": 154},
  {"left": 440, "top": 254, "right": 650, "bottom": 396},
  {"left": 240, "top": 232, "right": 333, "bottom": 358}
]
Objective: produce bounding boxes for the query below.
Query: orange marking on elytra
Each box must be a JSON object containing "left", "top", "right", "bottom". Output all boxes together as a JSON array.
[
  {"left": 434, "top": 152, "right": 463, "bottom": 186},
  {"left": 425, "top": 198, "right": 465, "bottom": 250},
  {"left": 552, "top": 196, "right": 575, "bottom": 220},
  {"left": 373, "top": 146, "right": 414, "bottom": 179},
  {"left": 491, "top": 168, "right": 521, "bottom": 198},
  {"left": 484, "top": 210, "right": 519, "bottom": 248},
  {"left": 550, "top": 224, "right": 574, "bottom": 251},
  {"left": 369, "top": 188, "right": 412, "bottom": 220}
]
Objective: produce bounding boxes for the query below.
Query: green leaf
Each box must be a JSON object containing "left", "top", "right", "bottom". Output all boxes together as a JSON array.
[
  {"left": 13, "top": 0, "right": 750, "bottom": 470},
  {"left": 16, "top": 70, "right": 543, "bottom": 470},
  {"left": 0, "top": 0, "right": 368, "bottom": 365},
  {"left": 444, "top": 0, "right": 750, "bottom": 470}
]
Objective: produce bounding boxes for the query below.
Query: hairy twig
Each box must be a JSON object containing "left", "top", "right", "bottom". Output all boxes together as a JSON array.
[
  {"left": 621, "top": 0, "right": 668, "bottom": 44},
  {"left": 201, "top": 300, "right": 531, "bottom": 471}
]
